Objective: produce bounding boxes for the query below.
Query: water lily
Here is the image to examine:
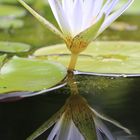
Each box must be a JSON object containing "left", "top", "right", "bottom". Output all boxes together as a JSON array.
[
  {"left": 18, "top": 0, "right": 133, "bottom": 70},
  {"left": 26, "top": 95, "right": 131, "bottom": 140}
]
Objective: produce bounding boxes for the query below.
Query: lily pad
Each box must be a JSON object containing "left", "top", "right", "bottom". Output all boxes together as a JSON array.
[
  {"left": 0, "top": 18, "right": 24, "bottom": 29},
  {"left": 34, "top": 41, "right": 140, "bottom": 74},
  {"left": 0, "top": 5, "right": 26, "bottom": 18},
  {"left": 0, "top": 42, "right": 31, "bottom": 53},
  {"left": 0, "top": 0, "right": 34, "bottom": 4},
  {"left": 0, "top": 57, "right": 67, "bottom": 94}
]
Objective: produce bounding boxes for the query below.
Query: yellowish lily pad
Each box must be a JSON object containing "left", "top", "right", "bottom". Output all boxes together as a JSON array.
[
  {"left": 0, "top": 0, "right": 34, "bottom": 4},
  {"left": 0, "top": 42, "right": 31, "bottom": 53},
  {"left": 0, "top": 19, "right": 24, "bottom": 29},
  {"left": 0, "top": 57, "right": 67, "bottom": 94},
  {"left": 34, "top": 41, "right": 140, "bottom": 74},
  {"left": 0, "top": 5, "right": 26, "bottom": 18}
]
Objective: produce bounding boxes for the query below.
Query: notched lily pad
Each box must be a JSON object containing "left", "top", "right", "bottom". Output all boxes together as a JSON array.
[
  {"left": 0, "top": 42, "right": 31, "bottom": 53},
  {"left": 34, "top": 41, "right": 140, "bottom": 74},
  {"left": 0, "top": 57, "right": 67, "bottom": 94},
  {"left": 0, "top": 5, "right": 26, "bottom": 18},
  {"left": 0, "top": 18, "right": 24, "bottom": 29}
]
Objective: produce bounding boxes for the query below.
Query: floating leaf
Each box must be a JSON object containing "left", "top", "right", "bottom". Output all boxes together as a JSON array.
[
  {"left": 110, "top": 21, "right": 138, "bottom": 31},
  {"left": 0, "top": 5, "right": 26, "bottom": 18},
  {"left": 0, "top": 19, "right": 24, "bottom": 29},
  {"left": 0, "top": 57, "right": 67, "bottom": 94},
  {"left": 34, "top": 41, "right": 140, "bottom": 74},
  {"left": 0, "top": 0, "right": 34, "bottom": 4},
  {"left": 0, "top": 42, "right": 31, "bottom": 53}
]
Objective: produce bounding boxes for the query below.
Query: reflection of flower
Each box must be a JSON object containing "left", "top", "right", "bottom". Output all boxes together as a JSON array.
[
  {"left": 18, "top": 0, "right": 133, "bottom": 70},
  {"left": 26, "top": 95, "right": 131, "bottom": 140}
]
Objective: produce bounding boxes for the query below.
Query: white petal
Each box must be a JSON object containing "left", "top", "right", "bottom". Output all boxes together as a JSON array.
[
  {"left": 62, "top": 0, "right": 73, "bottom": 18},
  {"left": 90, "top": 107, "right": 131, "bottom": 134},
  {"left": 47, "top": 116, "right": 64, "bottom": 140},
  {"left": 86, "top": 0, "right": 104, "bottom": 28},
  {"left": 98, "top": 0, "right": 134, "bottom": 34},
  {"left": 105, "top": 0, "right": 120, "bottom": 16},
  {"left": 56, "top": 118, "right": 72, "bottom": 140},
  {"left": 92, "top": 0, "right": 104, "bottom": 18},
  {"left": 93, "top": 0, "right": 111, "bottom": 25},
  {"left": 48, "top": 0, "right": 71, "bottom": 35},
  {"left": 62, "top": 0, "right": 74, "bottom": 34},
  {"left": 94, "top": 118, "right": 115, "bottom": 140},
  {"left": 70, "top": 121, "right": 85, "bottom": 140},
  {"left": 82, "top": 0, "right": 95, "bottom": 29},
  {"left": 71, "top": 0, "right": 84, "bottom": 36},
  {"left": 96, "top": 128, "right": 103, "bottom": 140}
]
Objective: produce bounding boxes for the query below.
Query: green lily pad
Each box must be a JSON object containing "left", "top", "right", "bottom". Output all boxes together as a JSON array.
[
  {"left": 0, "top": 0, "right": 34, "bottom": 4},
  {"left": 34, "top": 41, "right": 140, "bottom": 74},
  {"left": 0, "top": 18, "right": 24, "bottom": 29},
  {"left": 0, "top": 5, "right": 26, "bottom": 18},
  {"left": 0, "top": 42, "right": 31, "bottom": 53},
  {"left": 0, "top": 57, "right": 67, "bottom": 94}
]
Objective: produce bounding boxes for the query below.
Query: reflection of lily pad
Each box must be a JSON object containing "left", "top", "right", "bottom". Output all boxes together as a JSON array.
[
  {"left": 34, "top": 41, "right": 140, "bottom": 74},
  {"left": 0, "top": 5, "right": 26, "bottom": 18},
  {"left": 0, "top": 57, "right": 67, "bottom": 94},
  {"left": 0, "top": 42, "right": 31, "bottom": 53},
  {"left": 0, "top": 19, "right": 24, "bottom": 29}
]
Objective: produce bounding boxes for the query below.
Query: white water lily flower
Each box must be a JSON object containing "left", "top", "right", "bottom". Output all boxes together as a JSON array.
[
  {"left": 48, "top": 0, "right": 133, "bottom": 37},
  {"left": 18, "top": 0, "right": 133, "bottom": 47},
  {"left": 18, "top": 0, "right": 133, "bottom": 70}
]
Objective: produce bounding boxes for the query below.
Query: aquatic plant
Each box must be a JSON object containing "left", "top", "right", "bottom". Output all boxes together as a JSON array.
[{"left": 18, "top": 0, "right": 134, "bottom": 70}]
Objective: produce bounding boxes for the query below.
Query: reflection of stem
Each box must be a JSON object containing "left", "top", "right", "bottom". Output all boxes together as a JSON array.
[
  {"left": 68, "top": 53, "right": 78, "bottom": 71},
  {"left": 67, "top": 71, "right": 79, "bottom": 95}
]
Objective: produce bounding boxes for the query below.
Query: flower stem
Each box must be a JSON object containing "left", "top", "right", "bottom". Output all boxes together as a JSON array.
[
  {"left": 67, "top": 71, "right": 79, "bottom": 95},
  {"left": 68, "top": 53, "right": 79, "bottom": 71}
]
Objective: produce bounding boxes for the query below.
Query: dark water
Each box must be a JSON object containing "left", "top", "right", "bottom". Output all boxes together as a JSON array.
[
  {"left": 0, "top": 4, "right": 140, "bottom": 140},
  {"left": 0, "top": 74, "right": 140, "bottom": 140}
]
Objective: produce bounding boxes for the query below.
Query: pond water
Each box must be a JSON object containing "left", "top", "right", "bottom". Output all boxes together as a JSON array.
[{"left": 0, "top": 3, "right": 140, "bottom": 140}]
